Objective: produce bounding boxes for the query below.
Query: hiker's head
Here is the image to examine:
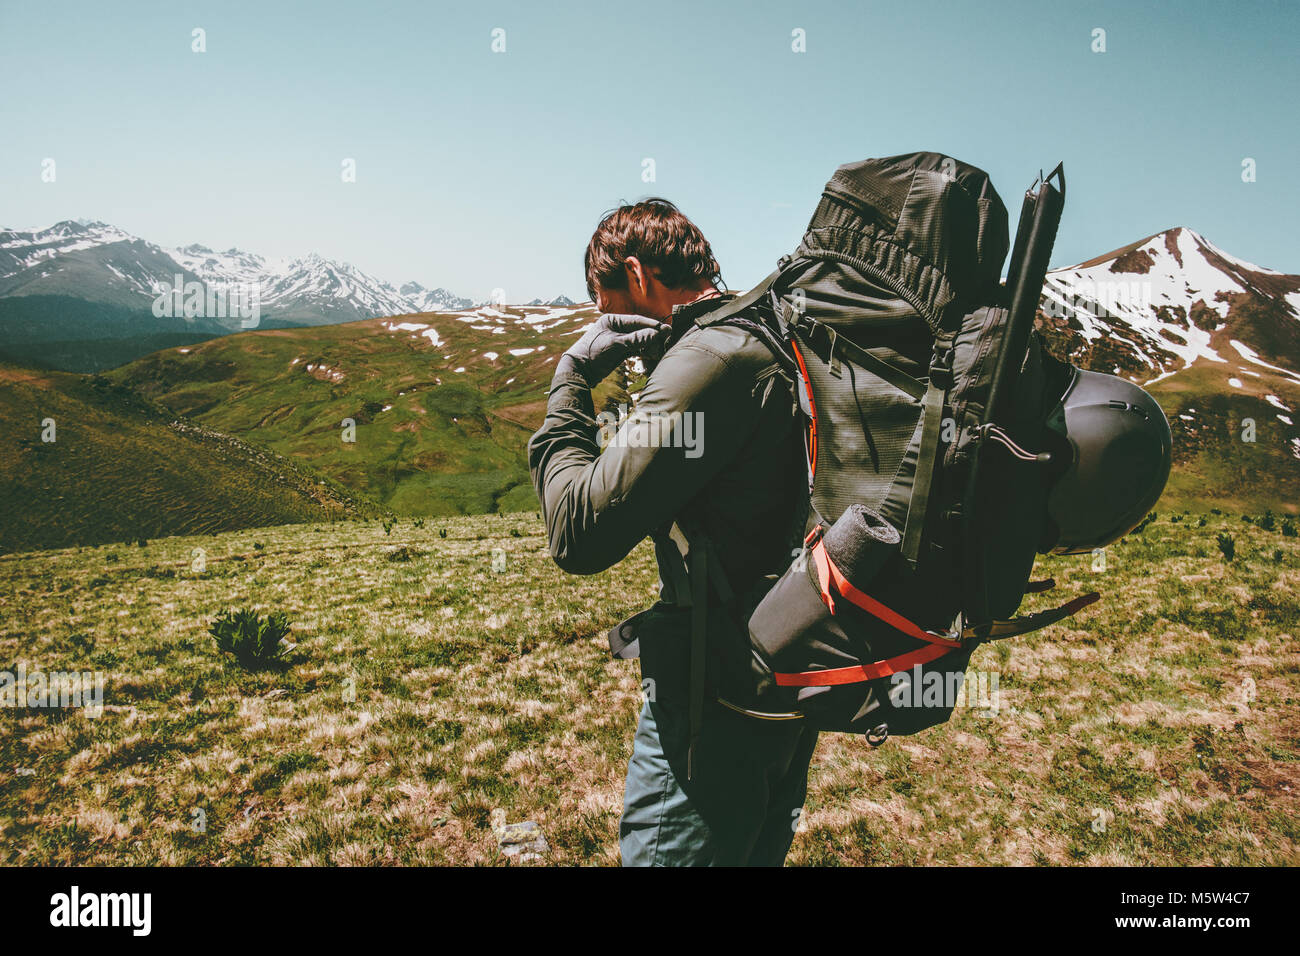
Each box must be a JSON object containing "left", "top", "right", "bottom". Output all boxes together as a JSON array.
[{"left": 585, "top": 198, "right": 721, "bottom": 320}]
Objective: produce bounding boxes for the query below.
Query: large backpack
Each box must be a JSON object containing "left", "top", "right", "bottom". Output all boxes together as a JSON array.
[{"left": 673, "top": 152, "right": 1102, "bottom": 755}]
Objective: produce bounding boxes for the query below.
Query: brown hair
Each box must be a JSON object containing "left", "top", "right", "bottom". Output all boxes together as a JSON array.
[{"left": 584, "top": 198, "right": 721, "bottom": 303}]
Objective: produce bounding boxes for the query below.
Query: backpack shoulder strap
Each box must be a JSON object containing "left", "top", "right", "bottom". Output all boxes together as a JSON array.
[
  {"left": 692, "top": 268, "right": 799, "bottom": 379},
  {"left": 694, "top": 268, "right": 782, "bottom": 329}
]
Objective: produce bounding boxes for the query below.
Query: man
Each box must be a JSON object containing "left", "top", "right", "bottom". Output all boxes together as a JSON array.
[{"left": 528, "top": 198, "right": 818, "bottom": 866}]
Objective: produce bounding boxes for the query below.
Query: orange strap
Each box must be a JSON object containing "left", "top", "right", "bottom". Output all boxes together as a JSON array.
[
  {"left": 774, "top": 641, "right": 953, "bottom": 687},
  {"left": 811, "top": 539, "right": 961, "bottom": 649},
  {"left": 791, "top": 341, "right": 818, "bottom": 478},
  {"left": 774, "top": 537, "right": 962, "bottom": 688}
]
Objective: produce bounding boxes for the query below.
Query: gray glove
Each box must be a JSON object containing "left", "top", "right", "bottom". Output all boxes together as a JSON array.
[{"left": 555, "top": 313, "right": 672, "bottom": 387}]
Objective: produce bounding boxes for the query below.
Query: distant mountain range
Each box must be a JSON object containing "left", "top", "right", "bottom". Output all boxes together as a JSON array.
[
  {"left": 0, "top": 219, "right": 476, "bottom": 326},
  {"left": 0, "top": 220, "right": 585, "bottom": 370}
]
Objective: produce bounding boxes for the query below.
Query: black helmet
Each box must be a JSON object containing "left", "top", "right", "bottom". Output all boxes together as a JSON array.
[{"left": 1044, "top": 368, "right": 1172, "bottom": 554}]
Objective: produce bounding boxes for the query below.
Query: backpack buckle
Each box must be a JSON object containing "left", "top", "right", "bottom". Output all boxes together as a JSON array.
[
  {"left": 826, "top": 327, "right": 843, "bottom": 378},
  {"left": 928, "top": 344, "right": 955, "bottom": 391}
]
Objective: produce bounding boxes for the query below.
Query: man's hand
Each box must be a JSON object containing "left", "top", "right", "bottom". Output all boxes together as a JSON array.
[{"left": 555, "top": 313, "right": 672, "bottom": 388}]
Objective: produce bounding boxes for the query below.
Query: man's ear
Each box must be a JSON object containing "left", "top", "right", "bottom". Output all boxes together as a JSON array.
[{"left": 623, "top": 256, "right": 648, "bottom": 298}]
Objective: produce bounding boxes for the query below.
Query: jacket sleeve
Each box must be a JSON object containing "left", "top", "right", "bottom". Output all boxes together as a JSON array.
[{"left": 527, "top": 339, "right": 767, "bottom": 575}]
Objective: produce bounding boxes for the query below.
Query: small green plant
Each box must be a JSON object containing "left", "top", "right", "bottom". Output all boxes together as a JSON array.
[
  {"left": 1196, "top": 516, "right": 1207, "bottom": 528},
  {"left": 1273, "top": 548, "right": 1284, "bottom": 563},
  {"left": 1216, "top": 532, "right": 1235, "bottom": 563},
  {"left": 1281, "top": 519, "right": 1296, "bottom": 538},
  {"left": 1259, "top": 510, "right": 1276, "bottom": 531},
  {"left": 1242, "top": 515, "right": 1254, "bottom": 525},
  {"left": 439, "top": 528, "right": 448, "bottom": 539},
  {"left": 1211, "top": 508, "right": 1223, "bottom": 515},
  {"left": 382, "top": 518, "right": 395, "bottom": 535},
  {"left": 413, "top": 517, "right": 425, "bottom": 529},
  {"left": 137, "top": 538, "right": 148, "bottom": 547},
  {"left": 209, "top": 608, "right": 292, "bottom": 669},
  {"left": 253, "top": 542, "right": 264, "bottom": 551},
  {"left": 1170, "top": 514, "right": 1183, "bottom": 524}
]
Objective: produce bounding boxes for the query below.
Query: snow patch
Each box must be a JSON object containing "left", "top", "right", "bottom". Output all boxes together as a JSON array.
[{"left": 1228, "top": 339, "right": 1300, "bottom": 382}]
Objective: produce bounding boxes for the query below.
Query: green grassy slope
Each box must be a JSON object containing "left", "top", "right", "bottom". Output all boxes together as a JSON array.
[
  {"left": 1147, "top": 359, "right": 1300, "bottom": 515},
  {"left": 0, "top": 295, "right": 226, "bottom": 373},
  {"left": 0, "top": 364, "right": 383, "bottom": 554},
  {"left": 109, "top": 306, "right": 609, "bottom": 517},
  {"left": 0, "top": 511, "right": 1294, "bottom": 865}
]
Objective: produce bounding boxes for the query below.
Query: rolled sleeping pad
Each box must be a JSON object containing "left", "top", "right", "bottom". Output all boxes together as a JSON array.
[{"left": 820, "top": 504, "right": 900, "bottom": 589}]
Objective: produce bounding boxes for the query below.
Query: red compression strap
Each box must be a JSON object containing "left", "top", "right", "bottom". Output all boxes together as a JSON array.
[
  {"left": 779, "top": 541, "right": 964, "bottom": 687},
  {"left": 811, "top": 541, "right": 961, "bottom": 649},
  {"left": 774, "top": 642, "right": 953, "bottom": 687}
]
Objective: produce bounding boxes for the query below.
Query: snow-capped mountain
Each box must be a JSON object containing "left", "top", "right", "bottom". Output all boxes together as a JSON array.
[
  {"left": 0, "top": 220, "right": 200, "bottom": 313},
  {"left": 399, "top": 282, "right": 473, "bottom": 313},
  {"left": 0, "top": 220, "right": 471, "bottom": 329},
  {"left": 526, "top": 294, "right": 582, "bottom": 307},
  {"left": 1036, "top": 227, "right": 1300, "bottom": 385}
]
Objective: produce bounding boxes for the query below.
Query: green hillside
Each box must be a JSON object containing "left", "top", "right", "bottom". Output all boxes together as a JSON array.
[
  {"left": 0, "top": 295, "right": 312, "bottom": 373},
  {"left": 1145, "top": 360, "right": 1300, "bottom": 515},
  {"left": 109, "top": 302, "right": 1300, "bottom": 526},
  {"left": 108, "top": 305, "right": 620, "bottom": 518},
  {"left": 0, "top": 364, "right": 382, "bottom": 554}
]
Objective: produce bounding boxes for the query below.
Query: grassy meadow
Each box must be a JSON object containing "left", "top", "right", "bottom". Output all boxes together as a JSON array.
[{"left": 0, "top": 511, "right": 1296, "bottom": 866}]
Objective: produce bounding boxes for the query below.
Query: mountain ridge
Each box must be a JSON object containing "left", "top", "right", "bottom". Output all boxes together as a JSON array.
[{"left": 0, "top": 219, "right": 475, "bottom": 328}]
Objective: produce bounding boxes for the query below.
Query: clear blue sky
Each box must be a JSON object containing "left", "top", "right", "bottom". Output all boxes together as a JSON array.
[{"left": 2, "top": 0, "right": 1296, "bottom": 302}]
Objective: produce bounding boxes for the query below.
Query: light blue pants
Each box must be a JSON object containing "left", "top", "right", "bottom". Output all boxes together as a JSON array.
[{"left": 618, "top": 694, "right": 820, "bottom": 866}]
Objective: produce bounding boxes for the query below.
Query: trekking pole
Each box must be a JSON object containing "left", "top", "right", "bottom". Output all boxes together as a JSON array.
[{"left": 984, "top": 163, "right": 1065, "bottom": 426}]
